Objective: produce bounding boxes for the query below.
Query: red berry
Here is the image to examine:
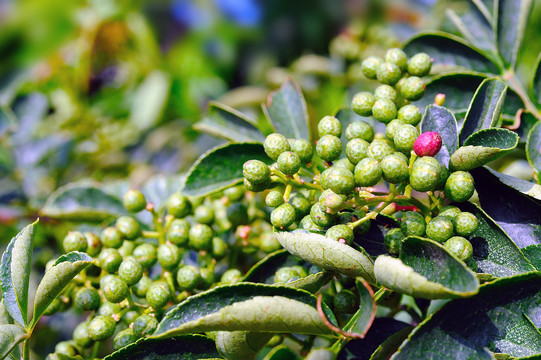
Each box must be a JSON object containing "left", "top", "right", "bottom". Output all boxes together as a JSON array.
[{"left": 414, "top": 132, "right": 442, "bottom": 157}]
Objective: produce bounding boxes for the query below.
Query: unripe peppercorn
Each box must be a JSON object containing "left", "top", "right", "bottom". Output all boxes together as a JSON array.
[
  {"left": 354, "top": 157, "right": 382, "bottom": 187},
  {"left": 88, "top": 315, "right": 116, "bottom": 341},
  {"left": 101, "top": 227, "right": 124, "bottom": 249},
  {"left": 322, "top": 190, "right": 345, "bottom": 213},
  {"left": 414, "top": 132, "right": 442, "bottom": 157},
  {"left": 113, "top": 329, "right": 137, "bottom": 351},
  {"left": 361, "top": 56, "right": 383, "bottom": 79},
  {"left": 374, "top": 84, "right": 398, "bottom": 104},
  {"left": 310, "top": 202, "right": 337, "bottom": 227},
  {"left": 316, "top": 135, "right": 342, "bottom": 162},
  {"left": 177, "top": 265, "right": 201, "bottom": 290},
  {"left": 74, "top": 287, "right": 100, "bottom": 311},
  {"left": 372, "top": 99, "right": 397, "bottom": 124},
  {"left": 193, "top": 205, "right": 215, "bottom": 225},
  {"left": 167, "top": 219, "right": 190, "bottom": 246},
  {"left": 384, "top": 228, "right": 404, "bottom": 256},
  {"left": 157, "top": 243, "right": 181, "bottom": 270},
  {"left": 346, "top": 138, "right": 370, "bottom": 164},
  {"left": 270, "top": 203, "right": 296, "bottom": 229},
  {"left": 408, "top": 52, "right": 432, "bottom": 77},
  {"left": 55, "top": 341, "right": 79, "bottom": 356},
  {"left": 98, "top": 248, "right": 123, "bottom": 273},
  {"left": 326, "top": 224, "right": 354, "bottom": 244},
  {"left": 333, "top": 289, "right": 359, "bottom": 314},
  {"left": 444, "top": 236, "right": 473, "bottom": 261},
  {"left": 376, "top": 62, "right": 402, "bottom": 85},
  {"left": 133, "top": 243, "right": 157, "bottom": 269},
  {"left": 290, "top": 194, "right": 311, "bottom": 220},
  {"left": 454, "top": 212, "right": 479, "bottom": 236},
  {"left": 277, "top": 151, "right": 302, "bottom": 175},
  {"left": 318, "top": 115, "right": 342, "bottom": 137},
  {"left": 385, "top": 119, "right": 404, "bottom": 141},
  {"left": 381, "top": 154, "right": 409, "bottom": 184},
  {"left": 290, "top": 139, "right": 314, "bottom": 163},
  {"left": 97, "top": 301, "right": 121, "bottom": 317},
  {"left": 167, "top": 193, "right": 191, "bottom": 218},
  {"left": 221, "top": 268, "right": 242, "bottom": 284},
  {"left": 397, "top": 104, "right": 422, "bottom": 126},
  {"left": 410, "top": 157, "right": 442, "bottom": 192},
  {"left": 118, "top": 257, "right": 143, "bottom": 286},
  {"left": 445, "top": 171, "right": 475, "bottom": 202},
  {"left": 352, "top": 91, "right": 376, "bottom": 116},
  {"left": 133, "top": 314, "right": 158, "bottom": 337},
  {"left": 333, "top": 158, "right": 356, "bottom": 172},
  {"left": 393, "top": 124, "right": 419, "bottom": 154},
  {"left": 132, "top": 275, "right": 152, "bottom": 298},
  {"left": 243, "top": 160, "right": 271, "bottom": 184},
  {"left": 63, "top": 231, "right": 88, "bottom": 253},
  {"left": 426, "top": 217, "right": 454, "bottom": 243},
  {"left": 188, "top": 223, "right": 214, "bottom": 251},
  {"left": 102, "top": 275, "right": 128, "bottom": 303},
  {"left": 84, "top": 232, "right": 102, "bottom": 257},
  {"left": 264, "top": 133, "right": 291, "bottom": 160},
  {"left": 211, "top": 236, "right": 228, "bottom": 259},
  {"left": 224, "top": 186, "right": 244, "bottom": 202},
  {"left": 322, "top": 167, "right": 355, "bottom": 195},
  {"left": 400, "top": 211, "right": 426, "bottom": 237},
  {"left": 146, "top": 282, "right": 171, "bottom": 309},
  {"left": 266, "top": 190, "right": 284, "bottom": 207},
  {"left": 438, "top": 205, "right": 461, "bottom": 219},
  {"left": 116, "top": 216, "right": 141, "bottom": 240},
  {"left": 299, "top": 215, "right": 325, "bottom": 233},
  {"left": 400, "top": 76, "right": 425, "bottom": 101},
  {"left": 385, "top": 48, "right": 408, "bottom": 71},
  {"left": 274, "top": 267, "right": 300, "bottom": 283},
  {"left": 345, "top": 121, "right": 374, "bottom": 142},
  {"left": 73, "top": 321, "right": 93, "bottom": 348},
  {"left": 368, "top": 140, "right": 394, "bottom": 161},
  {"left": 122, "top": 190, "right": 147, "bottom": 213}
]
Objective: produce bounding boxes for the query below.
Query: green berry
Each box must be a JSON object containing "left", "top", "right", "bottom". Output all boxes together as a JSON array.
[
  {"left": 438, "top": 205, "right": 461, "bottom": 219},
  {"left": 97, "top": 301, "right": 121, "bottom": 317},
  {"left": 393, "top": 124, "right": 419, "bottom": 154},
  {"left": 167, "top": 219, "right": 190, "bottom": 246},
  {"left": 116, "top": 216, "right": 141, "bottom": 240},
  {"left": 426, "top": 217, "right": 454, "bottom": 243},
  {"left": 224, "top": 186, "right": 244, "bottom": 202},
  {"left": 368, "top": 140, "right": 394, "bottom": 161},
  {"left": 385, "top": 48, "right": 408, "bottom": 71},
  {"left": 374, "top": 84, "right": 398, "bottom": 103},
  {"left": 381, "top": 153, "right": 409, "bottom": 183},
  {"left": 118, "top": 257, "right": 143, "bottom": 286},
  {"left": 318, "top": 115, "right": 342, "bottom": 137},
  {"left": 211, "top": 236, "right": 228, "bottom": 259},
  {"left": 167, "top": 193, "right": 191, "bottom": 218},
  {"left": 199, "top": 267, "right": 215, "bottom": 290},
  {"left": 103, "top": 275, "right": 128, "bottom": 303},
  {"left": 326, "top": 225, "right": 354, "bottom": 244},
  {"left": 385, "top": 119, "right": 404, "bottom": 141},
  {"left": 299, "top": 215, "right": 325, "bottom": 233},
  {"left": 266, "top": 190, "right": 284, "bottom": 207},
  {"left": 376, "top": 62, "right": 402, "bottom": 85},
  {"left": 436, "top": 165, "right": 450, "bottom": 190},
  {"left": 117, "top": 241, "right": 133, "bottom": 256},
  {"left": 277, "top": 151, "right": 302, "bottom": 175},
  {"left": 74, "top": 287, "right": 100, "bottom": 311},
  {"left": 333, "top": 158, "right": 356, "bottom": 172},
  {"left": 352, "top": 91, "right": 376, "bottom": 116},
  {"left": 54, "top": 341, "right": 79, "bottom": 356},
  {"left": 333, "top": 289, "right": 358, "bottom": 314},
  {"left": 226, "top": 203, "right": 249, "bottom": 227},
  {"left": 194, "top": 205, "right": 215, "bottom": 225},
  {"left": 274, "top": 267, "right": 299, "bottom": 283},
  {"left": 397, "top": 105, "right": 422, "bottom": 126},
  {"left": 346, "top": 138, "right": 369, "bottom": 164},
  {"left": 63, "top": 231, "right": 87, "bottom": 253},
  {"left": 157, "top": 243, "right": 181, "bottom": 270},
  {"left": 290, "top": 139, "right": 314, "bottom": 163},
  {"left": 73, "top": 321, "right": 93, "bottom": 348},
  {"left": 400, "top": 211, "right": 426, "bottom": 237},
  {"left": 372, "top": 99, "right": 397, "bottom": 124},
  {"left": 454, "top": 212, "right": 479, "bottom": 236},
  {"left": 84, "top": 232, "right": 102, "bottom": 257},
  {"left": 310, "top": 202, "right": 336, "bottom": 227},
  {"left": 445, "top": 171, "right": 475, "bottom": 202},
  {"left": 133, "top": 314, "right": 158, "bottom": 337},
  {"left": 408, "top": 53, "right": 432, "bottom": 77},
  {"left": 260, "top": 232, "right": 282, "bottom": 253},
  {"left": 122, "top": 310, "right": 139, "bottom": 325},
  {"left": 345, "top": 121, "right": 374, "bottom": 142},
  {"left": 98, "top": 248, "right": 122, "bottom": 273},
  {"left": 88, "top": 315, "right": 116, "bottom": 341},
  {"left": 322, "top": 167, "right": 355, "bottom": 195},
  {"left": 316, "top": 135, "right": 342, "bottom": 162},
  {"left": 133, "top": 243, "right": 157, "bottom": 269},
  {"left": 271, "top": 203, "right": 296, "bottom": 229},
  {"left": 43, "top": 297, "right": 62, "bottom": 316},
  {"left": 123, "top": 190, "right": 147, "bottom": 213},
  {"left": 361, "top": 56, "right": 383, "bottom": 79},
  {"left": 410, "top": 157, "right": 441, "bottom": 192},
  {"left": 132, "top": 275, "right": 152, "bottom": 298},
  {"left": 146, "top": 281, "right": 171, "bottom": 309},
  {"left": 101, "top": 227, "right": 124, "bottom": 249},
  {"left": 290, "top": 194, "right": 311, "bottom": 220},
  {"left": 321, "top": 190, "right": 345, "bottom": 213},
  {"left": 399, "top": 76, "right": 425, "bottom": 101},
  {"left": 188, "top": 223, "right": 214, "bottom": 251},
  {"left": 243, "top": 160, "right": 271, "bottom": 184},
  {"left": 354, "top": 157, "right": 382, "bottom": 187},
  {"left": 243, "top": 178, "right": 271, "bottom": 192},
  {"left": 444, "top": 236, "right": 473, "bottom": 261},
  {"left": 384, "top": 228, "right": 404, "bottom": 256},
  {"left": 264, "top": 133, "right": 291, "bottom": 160},
  {"left": 177, "top": 265, "right": 201, "bottom": 290},
  {"left": 113, "top": 329, "right": 137, "bottom": 351},
  {"left": 221, "top": 269, "right": 242, "bottom": 284}
]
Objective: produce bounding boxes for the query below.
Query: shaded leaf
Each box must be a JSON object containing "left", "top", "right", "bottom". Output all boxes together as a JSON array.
[
  {"left": 446, "top": 4, "right": 495, "bottom": 55},
  {"left": 263, "top": 345, "right": 302, "bottom": 360},
  {"left": 393, "top": 273, "right": 541, "bottom": 359},
  {"left": 526, "top": 121, "right": 541, "bottom": 179},
  {"left": 515, "top": 112, "right": 538, "bottom": 145},
  {"left": 0, "top": 220, "right": 37, "bottom": 327},
  {"left": 32, "top": 252, "right": 92, "bottom": 328},
  {"left": 496, "top": 0, "right": 533, "bottom": 69},
  {"left": 129, "top": 70, "right": 170, "bottom": 131},
  {"left": 450, "top": 128, "right": 519, "bottom": 171},
  {"left": 369, "top": 326, "right": 414, "bottom": 360},
  {"left": 241, "top": 250, "right": 303, "bottom": 284},
  {"left": 532, "top": 52, "right": 541, "bottom": 105},
  {"left": 459, "top": 78, "right": 508, "bottom": 144},
  {"left": 476, "top": 167, "right": 541, "bottom": 200},
  {"left": 421, "top": 105, "right": 459, "bottom": 167},
  {"left": 153, "top": 283, "right": 336, "bottom": 338},
  {"left": 374, "top": 237, "right": 479, "bottom": 299},
  {"left": 522, "top": 245, "right": 541, "bottom": 270},
  {"left": 0, "top": 324, "right": 27, "bottom": 360},
  {"left": 263, "top": 79, "right": 310, "bottom": 141},
  {"left": 275, "top": 230, "right": 376, "bottom": 284},
  {"left": 194, "top": 102, "right": 265, "bottom": 143},
  {"left": 216, "top": 331, "right": 273, "bottom": 360},
  {"left": 342, "top": 279, "right": 376, "bottom": 337},
  {"left": 181, "top": 143, "right": 272, "bottom": 197},
  {"left": 357, "top": 214, "right": 399, "bottom": 257}
]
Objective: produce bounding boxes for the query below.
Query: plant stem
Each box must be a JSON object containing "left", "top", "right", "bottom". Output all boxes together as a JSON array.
[
  {"left": 91, "top": 341, "right": 100, "bottom": 359},
  {"left": 23, "top": 340, "right": 29, "bottom": 360}
]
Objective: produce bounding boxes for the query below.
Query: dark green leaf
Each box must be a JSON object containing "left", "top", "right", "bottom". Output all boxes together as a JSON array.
[
  {"left": 357, "top": 214, "right": 399, "bottom": 257},
  {"left": 496, "top": 0, "right": 533, "bottom": 69},
  {"left": 460, "top": 78, "right": 508, "bottom": 144},
  {"left": 40, "top": 182, "right": 127, "bottom": 222},
  {"left": 446, "top": 4, "right": 495, "bottom": 55},
  {"left": 369, "top": 326, "right": 413, "bottom": 360},
  {"left": 470, "top": 167, "right": 541, "bottom": 247},
  {"left": 0, "top": 324, "right": 27, "bottom": 360},
  {"left": 501, "top": 88, "right": 525, "bottom": 123},
  {"left": 526, "top": 121, "right": 541, "bottom": 179},
  {"left": 374, "top": 237, "right": 479, "bottom": 299},
  {"left": 32, "top": 252, "right": 92, "bottom": 328},
  {"left": 104, "top": 335, "right": 221, "bottom": 360},
  {"left": 532, "top": 52, "right": 541, "bottom": 105},
  {"left": 403, "top": 32, "right": 500, "bottom": 74},
  {"left": 421, "top": 105, "right": 459, "bottom": 167},
  {"left": 181, "top": 143, "right": 272, "bottom": 197},
  {"left": 194, "top": 102, "right": 265, "bottom": 143},
  {"left": 0, "top": 220, "right": 37, "bottom": 327},
  {"left": 343, "top": 279, "right": 376, "bottom": 337},
  {"left": 263, "top": 345, "right": 302, "bottom": 360},
  {"left": 522, "top": 245, "right": 541, "bottom": 270},
  {"left": 450, "top": 128, "right": 519, "bottom": 170},
  {"left": 475, "top": 167, "right": 541, "bottom": 200},
  {"left": 263, "top": 79, "right": 310, "bottom": 141},
  {"left": 241, "top": 250, "right": 303, "bottom": 284},
  {"left": 153, "top": 283, "right": 336, "bottom": 338},
  {"left": 274, "top": 230, "right": 376, "bottom": 284},
  {"left": 0, "top": 301, "right": 21, "bottom": 360},
  {"left": 393, "top": 273, "right": 541, "bottom": 359},
  {"left": 215, "top": 331, "right": 273, "bottom": 360}
]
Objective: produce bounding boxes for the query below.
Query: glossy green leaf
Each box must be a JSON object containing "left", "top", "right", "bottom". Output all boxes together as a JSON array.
[
  {"left": 241, "top": 250, "right": 303, "bottom": 284},
  {"left": 32, "top": 252, "right": 92, "bottom": 328},
  {"left": 403, "top": 32, "right": 499, "bottom": 74},
  {"left": 393, "top": 273, "right": 541, "bottom": 359},
  {"left": 274, "top": 230, "right": 376, "bottom": 284},
  {"left": 216, "top": 331, "right": 273, "bottom": 360},
  {"left": 421, "top": 105, "right": 459, "bottom": 167},
  {"left": 0, "top": 324, "right": 27, "bottom": 360},
  {"left": 370, "top": 326, "right": 414, "bottom": 360},
  {"left": 129, "top": 70, "right": 170, "bottom": 131},
  {"left": 446, "top": 4, "right": 495, "bottom": 55},
  {"left": 263, "top": 79, "right": 310, "bottom": 141},
  {"left": 459, "top": 78, "right": 508, "bottom": 144},
  {"left": 104, "top": 334, "right": 221, "bottom": 360},
  {"left": 457, "top": 201, "right": 535, "bottom": 276},
  {"left": 153, "top": 283, "right": 336, "bottom": 338},
  {"left": 522, "top": 245, "right": 541, "bottom": 270},
  {"left": 475, "top": 167, "right": 541, "bottom": 200},
  {"left": 181, "top": 143, "right": 272, "bottom": 197},
  {"left": 0, "top": 301, "right": 21, "bottom": 360},
  {"left": 532, "top": 52, "right": 541, "bottom": 105},
  {"left": 41, "top": 182, "right": 127, "bottom": 222},
  {"left": 194, "top": 101, "right": 265, "bottom": 143},
  {"left": 526, "top": 121, "right": 541, "bottom": 179},
  {"left": 263, "top": 345, "right": 302, "bottom": 360},
  {"left": 374, "top": 237, "right": 479, "bottom": 299},
  {"left": 450, "top": 128, "right": 519, "bottom": 171},
  {"left": 342, "top": 279, "right": 376, "bottom": 337},
  {"left": 0, "top": 220, "right": 37, "bottom": 327},
  {"left": 495, "top": 0, "right": 533, "bottom": 69},
  {"left": 470, "top": 167, "right": 541, "bottom": 247}
]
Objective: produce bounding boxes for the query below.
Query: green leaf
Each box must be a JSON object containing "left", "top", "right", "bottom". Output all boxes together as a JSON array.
[
  {"left": 0, "top": 324, "right": 27, "bottom": 360},
  {"left": 216, "top": 331, "right": 273, "bottom": 360},
  {"left": 274, "top": 230, "right": 376, "bottom": 284},
  {"left": 393, "top": 273, "right": 541, "bottom": 359},
  {"left": 0, "top": 220, "right": 37, "bottom": 327},
  {"left": 32, "top": 252, "right": 92, "bottom": 328},
  {"left": 129, "top": 70, "right": 170, "bottom": 131},
  {"left": 527, "top": 121, "right": 541, "bottom": 179},
  {"left": 343, "top": 279, "right": 376, "bottom": 337},
  {"left": 263, "top": 345, "right": 302, "bottom": 360},
  {"left": 450, "top": 128, "right": 519, "bottom": 171},
  {"left": 181, "top": 143, "right": 272, "bottom": 197},
  {"left": 263, "top": 79, "right": 311, "bottom": 141},
  {"left": 456, "top": 202, "right": 535, "bottom": 277},
  {"left": 522, "top": 245, "right": 541, "bottom": 270},
  {"left": 374, "top": 237, "right": 480, "bottom": 299},
  {"left": 40, "top": 182, "right": 127, "bottom": 222},
  {"left": 446, "top": 4, "right": 495, "bottom": 55},
  {"left": 241, "top": 250, "right": 303, "bottom": 284},
  {"left": 421, "top": 105, "right": 459, "bottom": 167},
  {"left": 403, "top": 32, "right": 500, "bottom": 74},
  {"left": 104, "top": 334, "right": 221, "bottom": 360},
  {"left": 531, "top": 52, "right": 541, "bottom": 105},
  {"left": 152, "top": 283, "right": 336, "bottom": 338},
  {"left": 475, "top": 167, "right": 541, "bottom": 200},
  {"left": 495, "top": 0, "right": 533, "bottom": 69},
  {"left": 459, "top": 78, "right": 508, "bottom": 144},
  {"left": 369, "top": 326, "right": 414, "bottom": 360},
  {"left": 194, "top": 102, "right": 265, "bottom": 143}
]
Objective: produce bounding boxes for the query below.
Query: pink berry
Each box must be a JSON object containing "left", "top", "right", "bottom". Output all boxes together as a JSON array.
[{"left": 414, "top": 132, "right": 442, "bottom": 157}]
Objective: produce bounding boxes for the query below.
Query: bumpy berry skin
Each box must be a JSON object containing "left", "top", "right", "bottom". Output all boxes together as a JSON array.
[
  {"left": 368, "top": 141, "right": 394, "bottom": 162},
  {"left": 408, "top": 53, "right": 432, "bottom": 77},
  {"left": 426, "top": 217, "right": 454, "bottom": 243},
  {"left": 410, "top": 157, "right": 441, "bottom": 192},
  {"left": 88, "top": 315, "right": 116, "bottom": 341},
  {"left": 243, "top": 178, "right": 271, "bottom": 192},
  {"left": 361, "top": 56, "right": 383, "bottom": 79},
  {"left": 381, "top": 154, "right": 409, "bottom": 184},
  {"left": 393, "top": 124, "right": 419, "bottom": 154},
  {"left": 385, "top": 48, "right": 408, "bottom": 71},
  {"left": 133, "top": 314, "right": 158, "bottom": 337},
  {"left": 188, "top": 224, "right": 214, "bottom": 251},
  {"left": 264, "top": 133, "right": 291, "bottom": 160},
  {"left": 323, "top": 167, "right": 355, "bottom": 195},
  {"left": 400, "top": 76, "right": 425, "bottom": 101},
  {"left": 98, "top": 248, "right": 123, "bottom": 273},
  {"left": 123, "top": 190, "right": 147, "bottom": 213},
  {"left": 221, "top": 269, "right": 242, "bottom": 284},
  {"left": 385, "top": 119, "right": 404, "bottom": 141},
  {"left": 194, "top": 205, "right": 215, "bottom": 225},
  {"left": 211, "top": 236, "right": 227, "bottom": 259},
  {"left": 133, "top": 243, "right": 157, "bottom": 269},
  {"left": 397, "top": 104, "right": 422, "bottom": 126},
  {"left": 146, "top": 282, "right": 170, "bottom": 309},
  {"left": 103, "top": 276, "right": 128, "bottom": 303},
  {"left": 74, "top": 287, "right": 100, "bottom": 311},
  {"left": 372, "top": 99, "right": 397, "bottom": 124},
  {"left": 326, "top": 224, "right": 354, "bottom": 244},
  {"left": 132, "top": 275, "right": 152, "bottom": 298},
  {"left": 291, "top": 194, "right": 311, "bottom": 220},
  {"left": 84, "top": 232, "right": 102, "bottom": 257},
  {"left": 316, "top": 135, "right": 342, "bottom": 162},
  {"left": 436, "top": 166, "right": 450, "bottom": 190},
  {"left": 101, "top": 227, "right": 124, "bottom": 249},
  {"left": 271, "top": 203, "right": 296, "bottom": 229},
  {"left": 243, "top": 160, "right": 271, "bottom": 184},
  {"left": 454, "top": 212, "right": 479, "bottom": 236},
  {"left": 113, "top": 329, "right": 137, "bottom": 351},
  {"left": 322, "top": 190, "right": 345, "bottom": 213},
  {"left": 157, "top": 243, "right": 181, "bottom": 270},
  {"left": 167, "top": 193, "right": 191, "bottom": 218},
  {"left": 224, "top": 186, "right": 244, "bottom": 202},
  {"left": 334, "top": 158, "right": 356, "bottom": 172},
  {"left": 290, "top": 139, "right": 313, "bottom": 163},
  {"left": 274, "top": 267, "right": 299, "bottom": 283},
  {"left": 97, "top": 301, "right": 121, "bottom": 317},
  {"left": 116, "top": 216, "right": 141, "bottom": 240},
  {"left": 177, "top": 265, "right": 201, "bottom": 290},
  {"left": 346, "top": 121, "right": 374, "bottom": 142},
  {"left": 73, "top": 321, "right": 93, "bottom": 348},
  {"left": 63, "top": 232, "right": 88, "bottom": 253},
  {"left": 118, "top": 257, "right": 143, "bottom": 286},
  {"left": 414, "top": 132, "right": 442, "bottom": 157},
  {"left": 400, "top": 211, "right": 426, "bottom": 237},
  {"left": 266, "top": 190, "right": 284, "bottom": 207},
  {"left": 54, "top": 341, "right": 79, "bottom": 356},
  {"left": 352, "top": 92, "right": 376, "bottom": 117},
  {"left": 277, "top": 151, "right": 302, "bottom": 175},
  {"left": 167, "top": 219, "right": 190, "bottom": 246},
  {"left": 355, "top": 157, "right": 382, "bottom": 187},
  {"left": 444, "top": 236, "right": 473, "bottom": 261},
  {"left": 374, "top": 84, "right": 398, "bottom": 103},
  {"left": 333, "top": 289, "right": 359, "bottom": 314},
  {"left": 384, "top": 228, "right": 404, "bottom": 256},
  {"left": 376, "top": 62, "right": 402, "bottom": 85},
  {"left": 346, "top": 138, "right": 369, "bottom": 165},
  {"left": 310, "top": 202, "right": 337, "bottom": 227},
  {"left": 318, "top": 115, "right": 342, "bottom": 137},
  {"left": 445, "top": 171, "right": 475, "bottom": 202},
  {"left": 439, "top": 206, "right": 461, "bottom": 219},
  {"left": 299, "top": 215, "right": 325, "bottom": 233}
]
